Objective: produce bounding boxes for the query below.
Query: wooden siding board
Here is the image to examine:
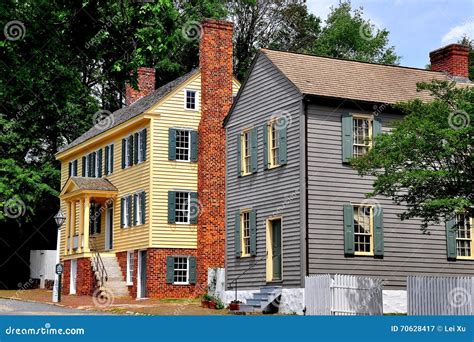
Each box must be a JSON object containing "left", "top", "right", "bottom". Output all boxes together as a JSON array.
[
  {"left": 306, "top": 104, "right": 474, "bottom": 289},
  {"left": 225, "top": 53, "right": 304, "bottom": 289}
]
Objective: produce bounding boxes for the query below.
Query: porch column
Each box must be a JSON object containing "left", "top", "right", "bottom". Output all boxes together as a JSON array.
[
  {"left": 78, "top": 198, "right": 84, "bottom": 253},
  {"left": 68, "top": 200, "right": 75, "bottom": 255},
  {"left": 70, "top": 200, "right": 76, "bottom": 253},
  {"left": 83, "top": 196, "right": 91, "bottom": 252},
  {"left": 64, "top": 201, "right": 70, "bottom": 255}
]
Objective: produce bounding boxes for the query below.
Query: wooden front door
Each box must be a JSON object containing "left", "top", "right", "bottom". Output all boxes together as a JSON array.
[
  {"left": 105, "top": 206, "right": 113, "bottom": 250},
  {"left": 138, "top": 250, "right": 147, "bottom": 298},
  {"left": 271, "top": 219, "right": 282, "bottom": 280},
  {"left": 70, "top": 259, "right": 77, "bottom": 295}
]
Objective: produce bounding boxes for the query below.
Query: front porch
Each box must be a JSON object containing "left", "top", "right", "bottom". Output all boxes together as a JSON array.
[{"left": 60, "top": 177, "right": 118, "bottom": 257}]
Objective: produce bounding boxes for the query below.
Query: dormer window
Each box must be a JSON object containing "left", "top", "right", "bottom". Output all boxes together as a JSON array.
[{"left": 185, "top": 89, "right": 197, "bottom": 110}]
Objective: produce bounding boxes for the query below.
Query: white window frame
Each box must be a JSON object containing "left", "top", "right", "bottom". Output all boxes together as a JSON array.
[
  {"left": 173, "top": 256, "right": 190, "bottom": 285},
  {"left": 352, "top": 204, "right": 374, "bottom": 256},
  {"left": 241, "top": 130, "right": 251, "bottom": 176},
  {"left": 175, "top": 129, "right": 191, "bottom": 162},
  {"left": 106, "top": 144, "right": 113, "bottom": 175},
  {"left": 175, "top": 191, "right": 191, "bottom": 225},
  {"left": 184, "top": 89, "right": 198, "bottom": 111},
  {"left": 455, "top": 212, "right": 473, "bottom": 260},
  {"left": 240, "top": 210, "right": 251, "bottom": 257},
  {"left": 135, "top": 192, "right": 143, "bottom": 226},
  {"left": 352, "top": 115, "right": 373, "bottom": 158},
  {"left": 137, "top": 132, "right": 144, "bottom": 164},
  {"left": 122, "top": 196, "right": 130, "bottom": 228},
  {"left": 95, "top": 149, "right": 101, "bottom": 177},
  {"left": 126, "top": 251, "right": 134, "bottom": 285},
  {"left": 124, "top": 136, "right": 132, "bottom": 168},
  {"left": 84, "top": 155, "right": 90, "bottom": 177},
  {"left": 268, "top": 120, "right": 281, "bottom": 168}
]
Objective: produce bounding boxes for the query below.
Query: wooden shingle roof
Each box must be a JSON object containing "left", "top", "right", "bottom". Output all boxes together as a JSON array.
[{"left": 68, "top": 177, "right": 117, "bottom": 192}]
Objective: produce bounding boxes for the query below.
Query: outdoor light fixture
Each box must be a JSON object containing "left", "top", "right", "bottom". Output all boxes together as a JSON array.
[{"left": 54, "top": 210, "right": 66, "bottom": 227}]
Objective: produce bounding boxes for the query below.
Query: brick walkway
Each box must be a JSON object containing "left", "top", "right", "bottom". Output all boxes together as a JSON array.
[{"left": 0, "top": 289, "right": 226, "bottom": 315}]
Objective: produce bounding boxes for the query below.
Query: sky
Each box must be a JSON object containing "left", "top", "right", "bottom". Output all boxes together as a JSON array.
[{"left": 306, "top": 0, "right": 474, "bottom": 68}]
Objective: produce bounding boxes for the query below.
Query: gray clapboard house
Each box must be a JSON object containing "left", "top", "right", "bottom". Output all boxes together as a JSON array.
[{"left": 223, "top": 44, "right": 473, "bottom": 313}]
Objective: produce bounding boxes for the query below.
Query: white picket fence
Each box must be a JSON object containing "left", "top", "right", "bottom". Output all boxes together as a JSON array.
[
  {"left": 305, "top": 274, "right": 383, "bottom": 315},
  {"left": 407, "top": 276, "right": 474, "bottom": 315}
]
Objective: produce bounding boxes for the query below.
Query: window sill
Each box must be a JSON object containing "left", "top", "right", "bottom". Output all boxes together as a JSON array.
[
  {"left": 240, "top": 254, "right": 251, "bottom": 258},
  {"left": 354, "top": 252, "right": 374, "bottom": 257},
  {"left": 126, "top": 282, "right": 133, "bottom": 286},
  {"left": 173, "top": 282, "right": 190, "bottom": 286},
  {"left": 456, "top": 256, "right": 474, "bottom": 260}
]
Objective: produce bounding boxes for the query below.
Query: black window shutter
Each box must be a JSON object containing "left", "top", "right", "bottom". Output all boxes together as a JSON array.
[
  {"left": 141, "top": 192, "right": 146, "bottom": 224},
  {"left": 121, "top": 139, "right": 126, "bottom": 169},
  {"left": 110, "top": 144, "right": 114, "bottom": 173},
  {"left": 168, "top": 128, "right": 176, "bottom": 160},
  {"left": 190, "top": 192, "right": 198, "bottom": 224},
  {"left": 92, "top": 152, "right": 97, "bottom": 177},
  {"left": 134, "top": 132, "right": 139, "bottom": 164},
  {"left": 82, "top": 156, "right": 86, "bottom": 176},
  {"left": 250, "top": 210, "right": 257, "bottom": 256},
  {"left": 98, "top": 149, "right": 103, "bottom": 177},
  {"left": 120, "top": 198, "right": 124, "bottom": 228},
  {"left": 68, "top": 162, "right": 72, "bottom": 177},
  {"left": 168, "top": 191, "right": 176, "bottom": 224},
  {"left": 166, "top": 256, "right": 174, "bottom": 283},
  {"left": 104, "top": 145, "right": 109, "bottom": 175},
  {"left": 190, "top": 130, "right": 198, "bottom": 162},
  {"left": 141, "top": 129, "right": 147, "bottom": 162},
  {"left": 127, "top": 195, "right": 132, "bottom": 227},
  {"left": 234, "top": 211, "right": 241, "bottom": 257},
  {"left": 189, "top": 256, "right": 197, "bottom": 284},
  {"left": 128, "top": 135, "right": 134, "bottom": 166},
  {"left": 73, "top": 160, "right": 78, "bottom": 176}
]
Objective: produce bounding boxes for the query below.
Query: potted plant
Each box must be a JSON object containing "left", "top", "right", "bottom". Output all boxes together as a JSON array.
[
  {"left": 201, "top": 293, "right": 211, "bottom": 308},
  {"left": 229, "top": 300, "right": 241, "bottom": 311},
  {"left": 208, "top": 296, "right": 217, "bottom": 309},
  {"left": 215, "top": 297, "right": 225, "bottom": 310}
]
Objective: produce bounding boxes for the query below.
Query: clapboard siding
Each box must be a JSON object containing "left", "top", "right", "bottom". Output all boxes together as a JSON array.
[
  {"left": 225, "top": 53, "right": 304, "bottom": 289},
  {"left": 306, "top": 103, "right": 474, "bottom": 289}
]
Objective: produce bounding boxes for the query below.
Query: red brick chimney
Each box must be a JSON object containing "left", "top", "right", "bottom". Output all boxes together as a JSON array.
[
  {"left": 197, "top": 19, "right": 233, "bottom": 290},
  {"left": 429, "top": 44, "right": 469, "bottom": 79},
  {"left": 125, "top": 67, "right": 155, "bottom": 105}
]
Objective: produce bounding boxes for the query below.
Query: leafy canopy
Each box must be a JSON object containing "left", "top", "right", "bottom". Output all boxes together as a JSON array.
[{"left": 352, "top": 81, "right": 473, "bottom": 230}]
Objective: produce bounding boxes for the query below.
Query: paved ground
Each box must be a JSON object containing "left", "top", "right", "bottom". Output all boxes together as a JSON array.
[
  {"left": 0, "top": 289, "right": 226, "bottom": 315},
  {"left": 0, "top": 299, "right": 108, "bottom": 315}
]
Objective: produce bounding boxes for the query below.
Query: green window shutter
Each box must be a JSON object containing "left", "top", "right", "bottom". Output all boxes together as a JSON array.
[
  {"left": 74, "top": 160, "right": 78, "bottom": 176},
  {"left": 190, "top": 192, "right": 198, "bottom": 224},
  {"left": 373, "top": 117, "right": 382, "bottom": 138},
  {"left": 141, "top": 129, "right": 147, "bottom": 162},
  {"left": 234, "top": 211, "right": 241, "bottom": 257},
  {"left": 236, "top": 134, "right": 242, "bottom": 177},
  {"left": 134, "top": 132, "right": 139, "bottom": 164},
  {"left": 128, "top": 135, "right": 134, "bottom": 166},
  {"left": 92, "top": 152, "right": 97, "bottom": 177},
  {"left": 263, "top": 123, "right": 269, "bottom": 170},
  {"left": 342, "top": 113, "right": 353, "bottom": 163},
  {"left": 168, "top": 128, "right": 176, "bottom": 160},
  {"left": 104, "top": 146, "right": 109, "bottom": 175},
  {"left": 343, "top": 204, "right": 355, "bottom": 255},
  {"left": 127, "top": 195, "right": 132, "bottom": 227},
  {"left": 133, "top": 193, "right": 138, "bottom": 226},
  {"left": 250, "top": 210, "right": 257, "bottom": 256},
  {"left": 120, "top": 198, "right": 124, "bottom": 228},
  {"left": 278, "top": 124, "right": 287, "bottom": 165},
  {"left": 98, "top": 149, "right": 103, "bottom": 177},
  {"left": 190, "top": 130, "right": 198, "bottom": 162},
  {"left": 141, "top": 192, "right": 146, "bottom": 224},
  {"left": 189, "top": 256, "right": 197, "bottom": 284},
  {"left": 373, "top": 207, "right": 384, "bottom": 257},
  {"left": 446, "top": 215, "right": 457, "bottom": 260},
  {"left": 166, "top": 256, "right": 174, "bottom": 284},
  {"left": 82, "top": 157, "right": 86, "bottom": 176},
  {"left": 168, "top": 191, "right": 176, "bottom": 224},
  {"left": 68, "top": 162, "right": 72, "bottom": 177},
  {"left": 251, "top": 127, "right": 258, "bottom": 173},
  {"left": 121, "top": 139, "right": 126, "bottom": 169},
  {"left": 110, "top": 144, "right": 114, "bottom": 173}
]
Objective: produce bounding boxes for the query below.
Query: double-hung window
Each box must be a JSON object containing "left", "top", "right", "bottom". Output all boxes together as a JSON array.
[
  {"left": 240, "top": 211, "right": 251, "bottom": 257},
  {"left": 353, "top": 205, "right": 373, "bottom": 255},
  {"left": 455, "top": 212, "right": 473, "bottom": 259},
  {"left": 241, "top": 130, "right": 251, "bottom": 175},
  {"left": 68, "top": 160, "right": 78, "bottom": 177},
  {"left": 125, "top": 136, "right": 132, "bottom": 167},
  {"left": 176, "top": 130, "right": 191, "bottom": 161},
  {"left": 126, "top": 251, "right": 134, "bottom": 285},
  {"left": 352, "top": 116, "right": 373, "bottom": 158},
  {"left": 173, "top": 256, "right": 189, "bottom": 284},
  {"left": 134, "top": 192, "right": 145, "bottom": 226},
  {"left": 121, "top": 196, "right": 131, "bottom": 228},
  {"left": 94, "top": 149, "right": 101, "bottom": 177},
  {"left": 269, "top": 121, "right": 280, "bottom": 167},
  {"left": 185, "top": 90, "right": 197, "bottom": 110},
  {"left": 105, "top": 144, "right": 114, "bottom": 175},
  {"left": 175, "top": 192, "right": 190, "bottom": 224},
  {"left": 83, "top": 155, "right": 90, "bottom": 177}
]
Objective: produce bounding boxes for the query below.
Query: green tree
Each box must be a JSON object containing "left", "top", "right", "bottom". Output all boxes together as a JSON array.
[
  {"left": 352, "top": 81, "right": 473, "bottom": 231},
  {"left": 311, "top": 1, "right": 399, "bottom": 64}
]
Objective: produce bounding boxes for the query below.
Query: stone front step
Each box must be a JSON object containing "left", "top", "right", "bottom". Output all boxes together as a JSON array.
[{"left": 91, "top": 254, "right": 130, "bottom": 298}]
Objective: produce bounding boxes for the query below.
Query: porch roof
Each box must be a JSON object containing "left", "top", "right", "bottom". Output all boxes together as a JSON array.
[{"left": 60, "top": 177, "right": 118, "bottom": 200}]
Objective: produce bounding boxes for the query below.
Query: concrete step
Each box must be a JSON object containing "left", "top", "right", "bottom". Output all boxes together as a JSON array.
[
  {"left": 259, "top": 286, "right": 282, "bottom": 294},
  {"left": 235, "top": 304, "right": 259, "bottom": 312},
  {"left": 252, "top": 293, "right": 270, "bottom": 300},
  {"left": 246, "top": 298, "right": 263, "bottom": 306}
]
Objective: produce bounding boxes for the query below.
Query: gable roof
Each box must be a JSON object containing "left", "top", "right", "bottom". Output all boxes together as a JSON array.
[
  {"left": 260, "top": 49, "right": 451, "bottom": 105},
  {"left": 60, "top": 177, "right": 118, "bottom": 198},
  {"left": 57, "top": 69, "right": 199, "bottom": 154}
]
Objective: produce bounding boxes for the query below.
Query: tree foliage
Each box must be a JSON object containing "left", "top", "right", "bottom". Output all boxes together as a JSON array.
[{"left": 352, "top": 81, "right": 473, "bottom": 231}]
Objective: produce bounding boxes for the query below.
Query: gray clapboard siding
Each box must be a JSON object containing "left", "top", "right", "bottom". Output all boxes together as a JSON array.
[
  {"left": 225, "top": 53, "right": 304, "bottom": 289},
  {"left": 306, "top": 104, "right": 474, "bottom": 289}
]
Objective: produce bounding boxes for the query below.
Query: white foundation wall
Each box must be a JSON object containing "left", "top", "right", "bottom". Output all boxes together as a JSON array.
[
  {"left": 224, "top": 288, "right": 305, "bottom": 315},
  {"left": 383, "top": 290, "right": 407, "bottom": 314}
]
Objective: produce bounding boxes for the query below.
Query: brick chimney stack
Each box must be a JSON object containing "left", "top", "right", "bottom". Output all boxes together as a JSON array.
[
  {"left": 125, "top": 67, "right": 156, "bottom": 105},
  {"left": 429, "top": 44, "right": 470, "bottom": 79},
  {"left": 197, "top": 19, "right": 233, "bottom": 289}
]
